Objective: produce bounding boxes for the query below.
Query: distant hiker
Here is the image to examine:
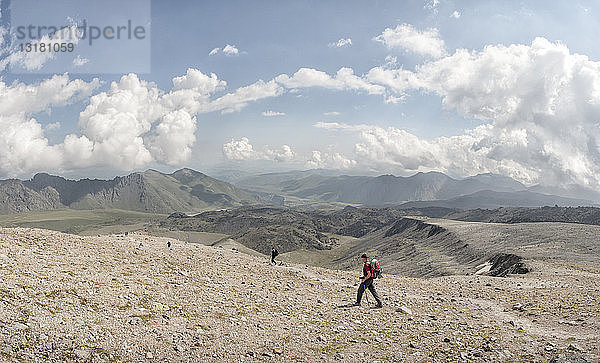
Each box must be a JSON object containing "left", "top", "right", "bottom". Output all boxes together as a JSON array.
[
  {"left": 167, "top": 241, "right": 171, "bottom": 248},
  {"left": 271, "top": 247, "right": 279, "bottom": 265},
  {"left": 353, "top": 253, "right": 383, "bottom": 308}
]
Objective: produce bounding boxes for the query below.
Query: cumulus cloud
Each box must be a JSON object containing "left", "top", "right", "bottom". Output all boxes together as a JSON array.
[
  {"left": 262, "top": 110, "right": 286, "bottom": 117},
  {"left": 374, "top": 23, "right": 446, "bottom": 58},
  {"left": 5, "top": 29, "right": 600, "bottom": 192},
  {"left": 451, "top": 10, "right": 461, "bottom": 19},
  {"left": 222, "top": 137, "right": 257, "bottom": 160},
  {"left": 328, "top": 38, "right": 352, "bottom": 48},
  {"left": 147, "top": 110, "right": 197, "bottom": 165},
  {"left": 0, "top": 74, "right": 100, "bottom": 176},
  {"left": 315, "top": 122, "right": 536, "bottom": 183},
  {"left": 266, "top": 144, "right": 296, "bottom": 162},
  {"left": 66, "top": 70, "right": 282, "bottom": 169},
  {"left": 219, "top": 35, "right": 600, "bottom": 190},
  {"left": 222, "top": 137, "right": 295, "bottom": 162},
  {"left": 306, "top": 150, "right": 357, "bottom": 170},
  {"left": 408, "top": 37, "right": 600, "bottom": 188},
  {"left": 0, "top": 67, "right": 287, "bottom": 177},
  {"left": 315, "top": 37, "right": 600, "bottom": 189}
]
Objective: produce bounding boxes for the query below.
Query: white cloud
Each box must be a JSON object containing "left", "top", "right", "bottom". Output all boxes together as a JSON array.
[
  {"left": 171, "top": 68, "right": 227, "bottom": 93},
  {"left": 313, "top": 122, "right": 526, "bottom": 179},
  {"left": 314, "top": 37, "right": 600, "bottom": 189},
  {"left": 424, "top": 0, "right": 440, "bottom": 13},
  {"left": 0, "top": 68, "right": 285, "bottom": 177},
  {"left": 45, "top": 122, "right": 61, "bottom": 131},
  {"left": 328, "top": 38, "right": 352, "bottom": 48},
  {"left": 67, "top": 71, "right": 281, "bottom": 169},
  {"left": 222, "top": 137, "right": 257, "bottom": 161},
  {"left": 407, "top": 37, "right": 600, "bottom": 187},
  {"left": 68, "top": 73, "right": 162, "bottom": 169},
  {"left": 147, "top": 110, "right": 197, "bottom": 165},
  {"left": 5, "top": 33, "right": 600, "bottom": 192},
  {"left": 266, "top": 144, "right": 296, "bottom": 162},
  {"left": 306, "top": 150, "right": 357, "bottom": 170},
  {"left": 323, "top": 111, "right": 340, "bottom": 116},
  {"left": 222, "top": 44, "right": 240, "bottom": 56},
  {"left": 262, "top": 110, "right": 286, "bottom": 117},
  {"left": 366, "top": 66, "right": 416, "bottom": 93},
  {"left": 0, "top": 74, "right": 100, "bottom": 116},
  {"left": 208, "top": 44, "right": 242, "bottom": 56},
  {"left": 451, "top": 10, "right": 461, "bottom": 19},
  {"left": 275, "top": 67, "right": 385, "bottom": 95},
  {"left": 205, "top": 79, "right": 283, "bottom": 114},
  {"left": 222, "top": 137, "right": 295, "bottom": 162},
  {"left": 374, "top": 23, "right": 447, "bottom": 58},
  {"left": 0, "top": 75, "right": 100, "bottom": 177},
  {"left": 72, "top": 55, "right": 89, "bottom": 67}
]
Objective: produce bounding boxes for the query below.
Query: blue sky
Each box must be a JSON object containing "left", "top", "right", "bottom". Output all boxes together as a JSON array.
[{"left": 2, "top": 0, "right": 600, "bottom": 189}]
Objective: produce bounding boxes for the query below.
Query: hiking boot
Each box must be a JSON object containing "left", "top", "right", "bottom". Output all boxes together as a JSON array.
[
  {"left": 351, "top": 302, "right": 361, "bottom": 307},
  {"left": 374, "top": 303, "right": 383, "bottom": 309}
]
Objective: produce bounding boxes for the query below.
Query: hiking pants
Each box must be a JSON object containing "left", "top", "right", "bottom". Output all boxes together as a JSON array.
[{"left": 357, "top": 278, "right": 382, "bottom": 305}]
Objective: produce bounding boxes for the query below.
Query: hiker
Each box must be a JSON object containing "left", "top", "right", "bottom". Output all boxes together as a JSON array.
[
  {"left": 271, "top": 247, "right": 279, "bottom": 265},
  {"left": 353, "top": 253, "right": 382, "bottom": 308}
]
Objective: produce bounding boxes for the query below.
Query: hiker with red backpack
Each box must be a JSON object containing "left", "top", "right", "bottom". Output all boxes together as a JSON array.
[{"left": 353, "top": 253, "right": 383, "bottom": 308}]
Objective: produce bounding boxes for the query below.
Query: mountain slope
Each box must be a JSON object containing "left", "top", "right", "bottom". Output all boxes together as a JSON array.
[
  {"left": 0, "top": 227, "right": 597, "bottom": 361},
  {"left": 0, "top": 169, "right": 269, "bottom": 214},
  {"left": 70, "top": 169, "right": 261, "bottom": 213},
  {"left": 0, "top": 179, "right": 63, "bottom": 213},
  {"left": 330, "top": 216, "right": 600, "bottom": 278}
]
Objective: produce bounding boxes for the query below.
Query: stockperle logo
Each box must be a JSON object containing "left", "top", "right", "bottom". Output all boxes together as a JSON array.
[{"left": 4, "top": 0, "right": 151, "bottom": 74}]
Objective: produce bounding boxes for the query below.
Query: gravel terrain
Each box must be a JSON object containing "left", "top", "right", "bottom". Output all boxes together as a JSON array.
[{"left": 0, "top": 227, "right": 598, "bottom": 362}]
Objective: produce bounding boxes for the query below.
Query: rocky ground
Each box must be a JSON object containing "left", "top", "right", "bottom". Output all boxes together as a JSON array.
[{"left": 0, "top": 227, "right": 598, "bottom": 362}]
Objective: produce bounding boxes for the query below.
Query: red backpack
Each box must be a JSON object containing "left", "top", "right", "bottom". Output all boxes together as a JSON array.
[{"left": 371, "top": 258, "right": 382, "bottom": 279}]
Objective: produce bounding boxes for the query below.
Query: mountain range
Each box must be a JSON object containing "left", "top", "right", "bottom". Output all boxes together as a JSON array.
[
  {"left": 231, "top": 170, "right": 597, "bottom": 208},
  {"left": 0, "top": 168, "right": 597, "bottom": 215}
]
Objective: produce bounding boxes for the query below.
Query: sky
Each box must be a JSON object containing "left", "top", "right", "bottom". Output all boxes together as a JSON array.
[{"left": 1, "top": 0, "right": 600, "bottom": 190}]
